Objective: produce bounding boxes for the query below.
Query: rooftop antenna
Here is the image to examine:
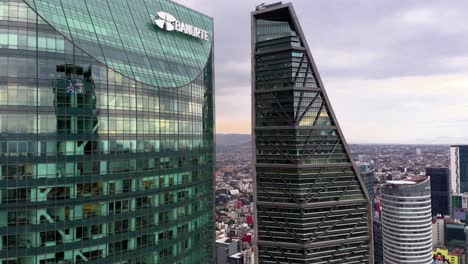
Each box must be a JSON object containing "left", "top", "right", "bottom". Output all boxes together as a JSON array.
[
  {"left": 257, "top": 2, "right": 283, "bottom": 10},
  {"left": 256, "top": 3, "right": 266, "bottom": 10}
]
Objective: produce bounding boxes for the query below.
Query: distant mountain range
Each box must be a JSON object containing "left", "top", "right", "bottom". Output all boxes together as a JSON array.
[
  {"left": 216, "top": 134, "right": 251, "bottom": 147},
  {"left": 216, "top": 134, "right": 456, "bottom": 146}
]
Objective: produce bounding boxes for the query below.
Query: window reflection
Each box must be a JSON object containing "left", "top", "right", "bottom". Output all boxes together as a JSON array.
[{"left": 0, "top": 0, "right": 214, "bottom": 262}]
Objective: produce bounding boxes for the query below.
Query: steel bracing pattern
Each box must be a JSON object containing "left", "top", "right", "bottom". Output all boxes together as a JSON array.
[{"left": 252, "top": 3, "right": 373, "bottom": 263}]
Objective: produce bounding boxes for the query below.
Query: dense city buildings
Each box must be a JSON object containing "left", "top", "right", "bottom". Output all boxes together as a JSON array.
[
  {"left": 216, "top": 137, "right": 456, "bottom": 263},
  {"left": 450, "top": 145, "right": 468, "bottom": 193},
  {"left": 252, "top": 3, "right": 372, "bottom": 263},
  {"left": 0, "top": 0, "right": 214, "bottom": 263},
  {"left": 351, "top": 144, "right": 449, "bottom": 183},
  {"left": 215, "top": 137, "right": 255, "bottom": 264},
  {"left": 429, "top": 146, "right": 468, "bottom": 264},
  {"left": 427, "top": 167, "right": 451, "bottom": 216},
  {"left": 381, "top": 178, "right": 433, "bottom": 264}
]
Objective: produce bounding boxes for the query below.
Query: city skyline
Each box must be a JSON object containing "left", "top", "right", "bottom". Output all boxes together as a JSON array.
[
  {"left": 2, "top": 1, "right": 467, "bottom": 264},
  {"left": 177, "top": 0, "right": 468, "bottom": 144}
]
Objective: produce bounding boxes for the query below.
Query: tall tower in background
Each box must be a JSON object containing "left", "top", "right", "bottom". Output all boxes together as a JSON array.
[
  {"left": 381, "top": 179, "right": 433, "bottom": 263},
  {"left": 426, "top": 167, "right": 451, "bottom": 216},
  {"left": 358, "top": 162, "right": 375, "bottom": 211},
  {"left": 451, "top": 145, "right": 468, "bottom": 193},
  {"left": 252, "top": 3, "right": 373, "bottom": 263}
]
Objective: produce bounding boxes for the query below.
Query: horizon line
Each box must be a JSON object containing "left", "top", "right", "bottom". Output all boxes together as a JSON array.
[{"left": 215, "top": 134, "right": 460, "bottom": 145}]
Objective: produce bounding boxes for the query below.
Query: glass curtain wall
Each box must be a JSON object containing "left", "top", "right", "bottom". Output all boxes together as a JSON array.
[
  {"left": 253, "top": 4, "right": 372, "bottom": 263},
  {"left": 0, "top": 0, "right": 214, "bottom": 263}
]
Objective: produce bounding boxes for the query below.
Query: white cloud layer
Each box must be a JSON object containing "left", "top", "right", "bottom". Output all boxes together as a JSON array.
[{"left": 326, "top": 73, "right": 468, "bottom": 144}]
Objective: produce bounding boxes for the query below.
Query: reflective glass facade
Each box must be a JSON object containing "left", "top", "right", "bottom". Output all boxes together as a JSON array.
[
  {"left": 0, "top": 0, "right": 214, "bottom": 263},
  {"left": 252, "top": 3, "right": 372, "bottom": 263},
  {"left": 358, "top": 163, "right": 375, "bottom": 212},
  {"left": 426, "top": 167, "right": 450, "bottom": 216}
]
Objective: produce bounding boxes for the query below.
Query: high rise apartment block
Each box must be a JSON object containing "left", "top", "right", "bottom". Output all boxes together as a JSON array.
[{"left": 381, "top": 178, "right": 433, "bottom": 263}]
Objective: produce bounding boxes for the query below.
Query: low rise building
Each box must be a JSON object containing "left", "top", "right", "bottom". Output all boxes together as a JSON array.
[
  {"left": 433, "top": 215, "right": 446, "bottom": 247},
  {"left": 433, "top": 247, "right": 465, "bottom": 264},
  {"left": 216, "top": 238, "right": 241, "bottom": 264},
  {"left": 445, "top": 220, "right": 467, "bottom": 248},
  {"left": 454, "top": 208, "right": 468, "bottom": 223}
]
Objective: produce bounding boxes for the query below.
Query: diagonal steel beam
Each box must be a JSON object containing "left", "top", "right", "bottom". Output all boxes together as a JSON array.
[{"left": 296, "top": 91, "right": 320, "bottom": 125}]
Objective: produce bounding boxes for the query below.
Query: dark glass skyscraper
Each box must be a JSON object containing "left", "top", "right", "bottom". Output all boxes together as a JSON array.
[
  {"left": 252, "top": 3, "right": 373, "bottom": 263},
  {"left": 373, "top": 220, "right": 383, "bottom": 264},
  {"left": 0, "top": 0, "right": 214, "bottom": 263},
  {"left": 426, "top": 167, "right": 450, "bottom": 216}
]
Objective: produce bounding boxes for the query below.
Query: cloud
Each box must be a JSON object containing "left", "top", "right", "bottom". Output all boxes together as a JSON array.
[
  {"left": 392, "top": 5, "right": 468, "bottom": 34},
  {"left": 440, "top": 56, "right": 468, "bottom": 71},
  {"left": 216, "top": 94, "right": 251, "bottom": 134},
  {"left": 325, "top": 73, "right": 468, "bottom": 143},
  {"left": 216, "top": 59, "right": 251, "bottom": 95},
  {"left": 174, "top": 0, "right": 468, "bottom": 143},
  {"left": 312, "top": 48, "right": 380, "bottom": 73},
  {"left": 398, "top": 7, "right": 436, "bottom": 26}
]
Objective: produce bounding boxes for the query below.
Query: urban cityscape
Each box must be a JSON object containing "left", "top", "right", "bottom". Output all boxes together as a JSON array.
[
  {"left": 0, "top": 0, "right": 467, "bottom": 264},
  {"left": 214, "top": 135, "right": 464, "bottom": 263}
]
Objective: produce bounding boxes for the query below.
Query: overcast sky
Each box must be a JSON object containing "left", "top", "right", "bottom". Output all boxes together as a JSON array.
[{"left": 176, "top": 0, "right": 468, "bottom": 144}]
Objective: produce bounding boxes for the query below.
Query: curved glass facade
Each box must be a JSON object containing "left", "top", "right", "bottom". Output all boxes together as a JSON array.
[
  {"left": 24, "top": 0, "right": 213, "bottom": 88},
  {"left": 0, "top": 0, "right": 214, "bottom": 263}
]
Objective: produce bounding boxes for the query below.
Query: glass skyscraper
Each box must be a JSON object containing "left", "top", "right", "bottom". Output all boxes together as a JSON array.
[
  {"left": 252, "top": 3, "right": 373, "bottom": 263},
  {"left": 426, "top": 167, "right": 450, "bottom": 216},
  {"left": 357, "top": 162, "right": 375, "bottom": 211},
  {"left": 0, "top": 0, "right": 214, "bottom": 263},
  {"left": 450, "top": 145, "right": 468, "bottom": 193}
]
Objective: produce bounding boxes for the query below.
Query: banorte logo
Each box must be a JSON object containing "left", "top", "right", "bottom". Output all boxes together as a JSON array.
[
  {"left": 154, "top": 12, "right": 176, "bottom": 31},
  {"left": 151, "top": 11, "right": 209, "bottom": 41}
]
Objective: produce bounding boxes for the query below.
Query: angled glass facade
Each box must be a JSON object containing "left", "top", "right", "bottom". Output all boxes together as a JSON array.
[
  {"left": 252, "top": 3, "right": 372, "bottom": 263},
  {"left": 0, "top": 0, "right": 214, "bottom": 263}
]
